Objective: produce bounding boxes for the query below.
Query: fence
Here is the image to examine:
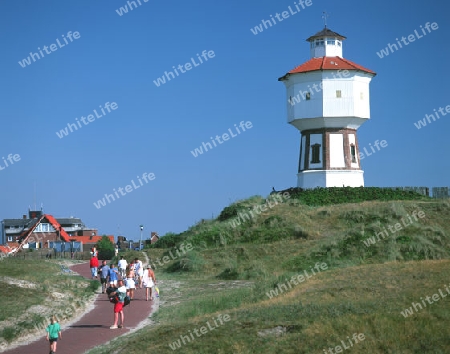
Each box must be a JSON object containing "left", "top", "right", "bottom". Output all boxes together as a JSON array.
[{"left": 432, "top": 187, "right": 449, "bottom": 199}]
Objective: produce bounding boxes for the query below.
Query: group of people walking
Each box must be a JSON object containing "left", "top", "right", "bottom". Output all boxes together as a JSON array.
[
  {"left": 97, "top": 255, "right": 156, "bottom": 329},
  {"left": 44, "top": 250, "right": 157, "bottom": 353}
]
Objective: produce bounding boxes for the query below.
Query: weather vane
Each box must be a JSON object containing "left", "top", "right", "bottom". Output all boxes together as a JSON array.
[{"left": 322, "top": 11, "right": 329, "bottom": 28}]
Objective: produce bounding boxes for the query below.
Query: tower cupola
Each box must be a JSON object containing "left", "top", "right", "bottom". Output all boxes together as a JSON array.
[{"left": 307, "top": 28, "right": 346, "bottom": 58}]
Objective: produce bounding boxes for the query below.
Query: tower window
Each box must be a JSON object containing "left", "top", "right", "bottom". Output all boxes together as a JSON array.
[
  {"left": 337, "top": 41, "right": 342, "bottom": 46},
  {"left": 327, "top": 39, "right": 336, "bottom": 45},
  {"left": 306, "top": 92, "right": 311, "bottom": 100},
  {"left": 336, "top": 90, "right": 342, "bottom": 98},
  {"left": 351, "top": 145, "right": 356, "bottom": 163},
  {"left": 311, "top": 144, "right": 321, "bottom": 164}
]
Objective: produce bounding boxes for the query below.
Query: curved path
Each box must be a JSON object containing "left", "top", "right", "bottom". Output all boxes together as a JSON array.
[{"left": 3, "top": 262, "right": 156, "bottom": 354}]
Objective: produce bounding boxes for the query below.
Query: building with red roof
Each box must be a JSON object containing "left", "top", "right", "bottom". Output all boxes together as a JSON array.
[
  {"left": 0, "top": 209, "right": 114, "bottom": 253},
  {"left": 278, "top": 27, "right": 376, "bottom": 189}
]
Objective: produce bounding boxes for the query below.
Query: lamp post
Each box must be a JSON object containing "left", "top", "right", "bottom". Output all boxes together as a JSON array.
[{"left": 140, "top": 225, "right": 144, "bottom": 250}]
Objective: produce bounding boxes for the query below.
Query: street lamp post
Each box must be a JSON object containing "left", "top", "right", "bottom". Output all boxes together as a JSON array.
[{"left": 140, "top": 225, "right": 144, "bottom": 250}]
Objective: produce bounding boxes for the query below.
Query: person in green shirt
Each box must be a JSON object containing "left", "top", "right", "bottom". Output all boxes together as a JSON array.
[{"left": 46, "top": 316, "right": 62, "bottom": 354}]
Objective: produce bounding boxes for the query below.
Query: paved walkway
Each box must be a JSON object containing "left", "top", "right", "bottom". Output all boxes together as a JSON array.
[{"left": 3, "top": 262, "right": 156, "bottom": 354}]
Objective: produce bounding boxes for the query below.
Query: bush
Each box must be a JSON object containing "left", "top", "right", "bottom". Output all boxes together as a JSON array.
[
  {"left": 284, "top": 187, "right": 428, "bottom": 206},
  {"left": 218, "top": 203, "right": 247, "bottom": 222},
  {"left": 149, "top": 232, "right": 186, "bottom": 249},
  {"left": 96, "top": 236, "right": 115, "bottom": 260}
]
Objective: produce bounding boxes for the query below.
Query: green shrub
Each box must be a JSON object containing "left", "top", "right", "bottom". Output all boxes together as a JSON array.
[
  {"left": 96, "top": 236, "right": 115, "bottom": 259},
  {"left": 218, "top": 203, "right": 247, "bottom": 222},
  {"left": 285, "top": 187, "right": 428, "bottom": 206}
]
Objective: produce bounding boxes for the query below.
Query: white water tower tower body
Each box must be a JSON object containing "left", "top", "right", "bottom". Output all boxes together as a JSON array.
[{"left": 279, "top": 28, "right": 376, "bottom": 188}]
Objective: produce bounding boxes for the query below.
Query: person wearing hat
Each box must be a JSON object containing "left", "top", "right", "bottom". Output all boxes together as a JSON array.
[{"left": 142, "top": 265, "right": 156, "bottom": 301}]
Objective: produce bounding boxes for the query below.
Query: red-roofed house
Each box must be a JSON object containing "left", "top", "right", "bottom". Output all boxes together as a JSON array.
[{"left": 1, "top": 209, "right": 114, "bottom": 253}]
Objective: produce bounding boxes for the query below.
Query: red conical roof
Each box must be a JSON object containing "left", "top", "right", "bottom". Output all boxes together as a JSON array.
[{"left": 278, "top": 56, "right": 376, "bottom": 81}]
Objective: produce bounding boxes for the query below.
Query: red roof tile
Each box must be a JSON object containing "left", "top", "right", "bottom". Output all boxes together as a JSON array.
[
  {"left": 279, "top": 56, "right": 376, "bottom": 80},
  {"left": 0, "top": 245, "right": 12, "bottom": 254}
]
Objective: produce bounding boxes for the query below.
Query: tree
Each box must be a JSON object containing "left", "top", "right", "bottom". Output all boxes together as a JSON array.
[{"left": 96, "top": 235, "right": 115, "bottom": 260}]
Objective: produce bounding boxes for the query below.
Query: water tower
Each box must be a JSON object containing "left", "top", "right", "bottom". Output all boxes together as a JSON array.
[{"left": 278, "top": 27, "right": 376, "bottom": 188}]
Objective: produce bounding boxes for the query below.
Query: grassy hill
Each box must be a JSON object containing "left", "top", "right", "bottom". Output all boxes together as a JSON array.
[{"left": 87, "top": 190, "right": 450, "bottom": 354}]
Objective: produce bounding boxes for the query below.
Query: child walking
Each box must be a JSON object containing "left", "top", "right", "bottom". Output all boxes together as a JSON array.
[{"left": 46, "top": 315, "right": 62, "bottom": 354}]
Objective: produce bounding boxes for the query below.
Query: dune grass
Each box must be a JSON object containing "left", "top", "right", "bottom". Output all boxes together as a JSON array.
[{"left": 0, "top": 258, "right": 95, "bottom": 345}]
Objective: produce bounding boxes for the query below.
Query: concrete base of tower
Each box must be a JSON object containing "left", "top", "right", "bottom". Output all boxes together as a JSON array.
[{"left": 297, "top": 170, "right": 364, "bottom": 189}]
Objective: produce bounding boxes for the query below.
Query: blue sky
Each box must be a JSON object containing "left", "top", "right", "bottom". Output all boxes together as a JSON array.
[{"left": 0, "top": 0, "right": 448, "bottom": 241}]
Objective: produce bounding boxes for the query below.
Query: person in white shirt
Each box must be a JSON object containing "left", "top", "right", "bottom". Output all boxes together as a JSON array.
[{"left": 118, "top": 256, "right": 128, "bottom": 279}]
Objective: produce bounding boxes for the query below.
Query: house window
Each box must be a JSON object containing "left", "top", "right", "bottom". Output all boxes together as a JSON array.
[
  {"left": 7, "top": 236, "right": 12, "bottom": 242},
  {"left": 351, "top": 145, "right": 357, "bottom": 163},
  {"left": 336, "top": 90, "right": 342, "bottom": 98},
  {"left": 306, "top": 92, "right": 311, "bottom": 100},
  {"left": 34, "top": 223, "right": 52, "bottom": 232},
  {"left": 311, "top": 144, "right": 321, "bottom": 164}
]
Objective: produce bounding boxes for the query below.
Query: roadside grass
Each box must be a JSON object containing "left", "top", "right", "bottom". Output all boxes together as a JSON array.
[
  {"left": 0, "top": 258, "right": 95, "bottom": 344},
  {"left": 88, "top": 260, "right": 450, "bottom": 354},
  {"left": 86, "top": 199, "right": 450, "bottom": 353},
  {"left": 3, "top": 197, "right": 449, "bottom": 352}
]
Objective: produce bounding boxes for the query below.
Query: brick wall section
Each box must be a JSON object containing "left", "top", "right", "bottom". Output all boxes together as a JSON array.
[{"left": 299, "top": 128, "right": 361, "bottom": 172}]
